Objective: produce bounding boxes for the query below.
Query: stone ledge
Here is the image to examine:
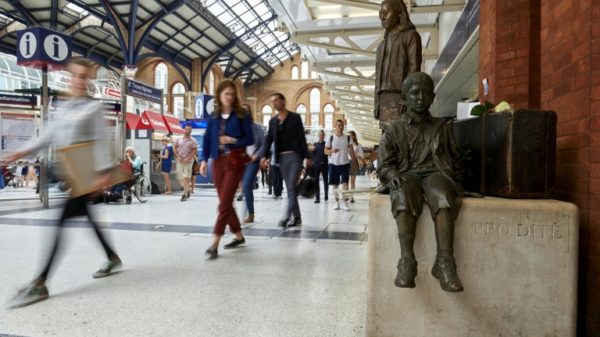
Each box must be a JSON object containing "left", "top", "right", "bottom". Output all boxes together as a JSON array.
[{"left": 367, "top": 195, "right": 578, "bottom": 337}]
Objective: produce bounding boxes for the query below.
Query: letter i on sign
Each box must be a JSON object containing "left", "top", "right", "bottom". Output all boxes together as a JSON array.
[
  {"left": 25, "top": 35, "right": 31, "bottom": 55},
  {"left": 52, "top": 37, "right": 60, "bottom": 58}
]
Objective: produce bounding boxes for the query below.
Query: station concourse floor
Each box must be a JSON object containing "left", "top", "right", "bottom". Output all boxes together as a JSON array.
[{"left": 0, "top": 176, "right": 377, "bottom": 337}]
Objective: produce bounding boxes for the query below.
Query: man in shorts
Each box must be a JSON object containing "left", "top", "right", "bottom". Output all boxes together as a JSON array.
[{"left": 173, "top": 124, "right": 198, "bottom": 201}]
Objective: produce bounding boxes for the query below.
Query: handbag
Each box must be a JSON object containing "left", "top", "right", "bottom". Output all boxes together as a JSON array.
[{"left": 227, "top": 148, "right": 251, "bottom": 169}]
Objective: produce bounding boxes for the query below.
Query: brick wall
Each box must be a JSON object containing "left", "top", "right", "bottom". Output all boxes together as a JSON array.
[
  {"left": 539, "top": 0, "right": 598, "bottom": 334},
  {"left": 479, "top": 0, "right": 541, "bottom": 109},
  {"left": 482, "top": 0, "right": 600, "bottom": 334}
]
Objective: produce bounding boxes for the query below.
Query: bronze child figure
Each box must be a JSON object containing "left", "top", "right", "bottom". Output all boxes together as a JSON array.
[
  {"left": 378, "top": 72, "right": 464, "bottom": 292},
  {"left": 375, "top": 0, "right": 422, "bottom": 132}
]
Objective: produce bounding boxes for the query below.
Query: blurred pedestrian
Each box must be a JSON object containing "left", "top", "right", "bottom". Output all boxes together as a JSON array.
[
  {"left": 260, "top": 93, "right": 311, "bottom": 228},
  {"left": 199, "top": 79, "right": 253, "bottom": 259},
  {"left": 3, "top": 58, "right": 122, "bottom": 308},
  {"left": 312, "top": 130, "right": 329, "bottom": 204},
  {"left": 160, "top": 137, "right": 173, "bottom": 194},
  {"left": 174, "top": 124, "right": 198, "bottom": 201},
  {"left": 348, "top": 131, "right": 364, "bottom": 203},
  {"left": 240, "top": 104, "right": 266, "bottom": 224}
]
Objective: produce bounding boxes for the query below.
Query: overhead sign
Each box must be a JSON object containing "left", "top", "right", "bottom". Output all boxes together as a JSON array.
[
  {"left": 195, "top": 94, "right": 214, "bottom": 119},
  {"left": 103, "top": 87, "right": 122, "bottom": 99},
  {"left": 126, "top": 80, "right": 162, "bottom": 103},
  {"left": 0, "top": 94, "right": 37, "bottom": 106},
  {"left": 16, "top": 27, "right": 71, "bottom": 69}
]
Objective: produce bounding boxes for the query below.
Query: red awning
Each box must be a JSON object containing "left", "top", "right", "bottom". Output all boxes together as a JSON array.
[
  {"left": 140, "top": 111, "right": 169, "bottom": 133},
  {"left": 125, "top": 113, "right": 142, "bottom": 130},
  {"left": 162, "top": 115, "right": 184, "bottom": 134}
]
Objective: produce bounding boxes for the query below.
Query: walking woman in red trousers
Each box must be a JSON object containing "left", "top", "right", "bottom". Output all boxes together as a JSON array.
[{"left": 199, "top": 79, "right": 254, "bottom": 259}]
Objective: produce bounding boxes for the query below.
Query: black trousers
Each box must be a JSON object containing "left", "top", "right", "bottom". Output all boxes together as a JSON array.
[
  {"left": 37, "top": 195, "right": 117, "bottom": 282},
  {"left": 269, "top": 164, "right": 283, "bottom": 197},
  {"left": 312, "top": 163, "right": 329, "bottom": 201}
]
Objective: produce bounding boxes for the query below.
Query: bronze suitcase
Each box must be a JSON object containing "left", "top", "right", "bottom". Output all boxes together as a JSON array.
[{"left": 453, "top": 109, "right": 556, "bottom": 198}]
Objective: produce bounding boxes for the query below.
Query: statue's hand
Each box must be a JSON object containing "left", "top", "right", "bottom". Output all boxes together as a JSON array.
[{"left": 390, "top": 177, "right": 403, "bottom": 189}]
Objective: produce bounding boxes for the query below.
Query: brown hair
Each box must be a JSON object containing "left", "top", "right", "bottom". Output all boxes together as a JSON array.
[
  {"left": 69, "top": 57, "right": 95, "bottom": 69},
  {"left": 241, "top": 103, "right": 254, "bottom": 122},
  {"left": 349, "top": 131, "right": 359, "bottom": 145},
  {"left": 215, "top": 79, "right": 245, "bottom": 118}
]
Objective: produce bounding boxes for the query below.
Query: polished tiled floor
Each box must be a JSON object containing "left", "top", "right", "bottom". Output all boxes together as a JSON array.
[{"left": 0, "top": 177, "right": 377, "bottom": 337}]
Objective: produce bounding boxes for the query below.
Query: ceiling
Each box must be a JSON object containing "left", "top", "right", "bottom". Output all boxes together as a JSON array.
[{"left": 269, "top": 0, "right": 468, "bottom": 146}]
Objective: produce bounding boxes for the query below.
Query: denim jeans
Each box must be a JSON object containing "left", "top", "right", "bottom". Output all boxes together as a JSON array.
[{"left": 242, "top": 160, "right": 260, "bottom": 214}]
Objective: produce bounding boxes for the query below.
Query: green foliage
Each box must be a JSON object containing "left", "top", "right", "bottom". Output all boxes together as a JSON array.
[{"left": 470, "top": 101, "right": 495, "bottom": 116}]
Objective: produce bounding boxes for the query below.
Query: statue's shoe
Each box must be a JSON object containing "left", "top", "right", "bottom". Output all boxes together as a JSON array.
[
  {"left": 375, "top": 184, "right": 390, "bottom": 194},
  {"left": 394, "top": 257, "right": 417, "bottom": 288},
  {"left": 431, "top": 256, "right": 464, "bottom": 292}
]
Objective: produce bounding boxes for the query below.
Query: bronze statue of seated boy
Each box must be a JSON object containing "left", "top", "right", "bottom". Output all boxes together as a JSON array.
[{"left": 377, "top": 72, "right": 464, "bottom": 292}]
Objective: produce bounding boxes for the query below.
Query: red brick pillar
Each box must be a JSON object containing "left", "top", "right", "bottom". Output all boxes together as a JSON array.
[{"left": 479, "top": 0, "right": 541, "bottom": 108}]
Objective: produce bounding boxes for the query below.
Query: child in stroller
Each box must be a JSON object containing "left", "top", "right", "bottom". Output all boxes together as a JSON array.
[{"left": 2, "top": 165, "right": 17, "bottom": 188}]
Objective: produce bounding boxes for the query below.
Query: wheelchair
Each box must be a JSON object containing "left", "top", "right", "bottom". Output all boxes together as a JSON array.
[{"left": 104, "top": 162, "right": 150, "bottom": 204}]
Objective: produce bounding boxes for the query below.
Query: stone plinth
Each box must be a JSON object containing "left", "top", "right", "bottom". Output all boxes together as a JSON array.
[{"left": 367, "top": 195, "right": 578, "bottom": 337}]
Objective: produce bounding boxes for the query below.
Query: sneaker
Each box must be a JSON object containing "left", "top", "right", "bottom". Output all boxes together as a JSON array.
[
  {"left": 350, "top": 197, "right": 355, "bottom": 203},
  {"left": 93, "top": 258, "right": 123, "bottom": 279},
  {"left": 341, "top": 200, "right": 350, "bottom": 211},
  {"left": 7, "top": 283, "right": 49, "bottom": 308},
  {"left": 223, "top": 237, "right": 246, "bottom": 249},
  {"left": 244, "top": 214, "right": 254, "bottom": 223},
  {"left": 181, "top": 194, "right": 187, "bottom": 202},
  {"left": 205, "top": 245, "right": 218, "bottom": 259},
  {"left": 314, "top": 200, "right": 320, "bottom": 204},
  {"left": 236, "top": 194, "right": 243, "bottom": 201},
  {"left": 334, "top": 201, "right": 340, "bottom": 210}
]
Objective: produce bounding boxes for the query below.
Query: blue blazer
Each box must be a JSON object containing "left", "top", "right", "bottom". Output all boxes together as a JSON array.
[{"left": 201, "top": 113, "right": 254, "bottom": 162}]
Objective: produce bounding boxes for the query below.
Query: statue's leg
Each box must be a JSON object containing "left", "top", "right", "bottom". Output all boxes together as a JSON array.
[
  {"left": 391, "top": 175, "right": 422, "bottom": 288},
  {"left": 434, "top": 208, "right": 454, "bottom": 258},
  {"left": 395, "top": 212, "right": 417, "bottom": 259},
  {"left": 423, "top": 173, "right": 464, "bottom": 292}
]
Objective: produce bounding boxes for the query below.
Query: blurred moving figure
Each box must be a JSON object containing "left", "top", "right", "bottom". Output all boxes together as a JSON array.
[
  {"left": 199, "top": 79, "right": 253, "bottom": 259},
  {"left": 159, "top": 137, "right": 173, "bottom": 194},
  {"left": 2, "top": 58, "right": 122, "bottom": 308},
  {"left": 311, "top": 130, "right": 329, "bottom": 204},
  {"left": 348, "top": 131, "right": 364, "bottom": 203},
  {"left": 240, "top": 104, "right": 266, "bottom": 224},
  {"left": 174, "top": 124, "right": 198, "bottom": 201}
]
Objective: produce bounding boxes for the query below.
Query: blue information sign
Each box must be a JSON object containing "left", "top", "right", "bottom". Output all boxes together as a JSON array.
[
  {"left": 195, "top": 94, "right": 214, "bottom": 119},
  {"left": 16, "top": 28, "right": 71, "bottom": 69},
  {"left": 126, "top": 80, "right": 163, "bottom": 103},
  {"left": 0, "top": 94, "right": 37, "bottom": 106}
]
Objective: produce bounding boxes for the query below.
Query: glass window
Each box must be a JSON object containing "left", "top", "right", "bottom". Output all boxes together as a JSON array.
[
  {"left": 208, "top": 70, "right": 215, "bottom": 96},
  {"left": 296, "top": 104, "right": 307, "bottom": 125},
  {"left": 296, "top": 104, "right": 307, "bottom": 113},
  {"left": 301, "top": 61, "right": 309, "bottom": 79},
  {"left": 323, "top": 103, "right": 335, "bottom": 113},
  {"left": 262, "top": 114, "right": 270, "bottom": 127},
  {"left": 154, "top": 63, "right": 168, "bottom": 91},
  {"left": 309, "top": 88, "right": 321, "bottom": 113},
  {"left": 291, "top": 66, "right": 299, "bottom": 80},
  {"left": 262, "top": 104, "right": 273, "bottom": 127},
  {"left": 311, "top": 113, "right": 320, "bottom": 127},
  {"left": 325, "top": 114, "right": 333, "bottom": 130},
  {"left": 173, "top": 83, "right": 186, "bottom": 119}
]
